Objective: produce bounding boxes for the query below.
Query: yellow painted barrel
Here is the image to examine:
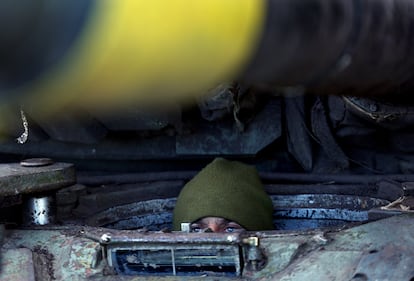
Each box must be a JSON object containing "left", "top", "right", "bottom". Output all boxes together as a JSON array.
[{"left": 21, "top": 0, "right": 265, "bottom": 113}]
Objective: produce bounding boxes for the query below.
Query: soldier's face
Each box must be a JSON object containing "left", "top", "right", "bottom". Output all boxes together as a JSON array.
[{"left": 190, "top": 217, "right": 245, "bottom": 233}]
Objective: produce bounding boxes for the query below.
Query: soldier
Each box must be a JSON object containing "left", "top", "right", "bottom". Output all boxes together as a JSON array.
[{"left": 173, "top": 158, "right": 274, "bottom": 233}]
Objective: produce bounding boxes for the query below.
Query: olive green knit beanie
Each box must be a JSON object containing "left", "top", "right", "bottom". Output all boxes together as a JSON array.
[{"left": 172, "top": 158, "right": 274, "bottom": 231}]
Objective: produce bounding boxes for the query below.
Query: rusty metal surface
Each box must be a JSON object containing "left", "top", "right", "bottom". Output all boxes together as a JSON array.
[
  {"left": 84, "top": 198, "right": 176, "bottom": 230},
  {"left": 352, "top": 244, "right": 414, "bottom": 281},
  {"left": 82, "top": 227, "right": 241, "bottom": 245},
  {"left": 83, "top": 193, "right": 389, "bottom": 231},
  {"left": 1, "top": 214, "right": 414, "bottom": 280},
  {"left": 257, "top": 214, "right": 414, "bottom": 281},
  {"left": 0, "top": 162, "right": 76, "bottom": 196},
  {"left": 0, "top": 248, "right": 36, "bottom": 281},
  {"left": 2, "top": 228, "right": 102, "bottom": 280}
]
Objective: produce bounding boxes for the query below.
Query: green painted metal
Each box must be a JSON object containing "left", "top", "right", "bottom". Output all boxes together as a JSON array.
[
  {"left": 0, "top": 248, "right": 35, "bottom": 281},
  {"left": 0, "top": 162, "right": 76, "bottom": 196},
  {"left": 1, "top": 214, "right": 414, "bottom": 280}
]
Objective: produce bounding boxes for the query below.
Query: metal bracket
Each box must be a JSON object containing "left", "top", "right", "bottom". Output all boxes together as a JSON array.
[
  {"left": 0, "top": 161, "right": 76, "bottom": 197},
  {"left": 80, "top": 227, "right": 269, "bottom": 277}
]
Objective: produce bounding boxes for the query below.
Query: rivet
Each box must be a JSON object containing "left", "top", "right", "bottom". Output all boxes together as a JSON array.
[{"left": 100, "top": 233, "right": 112, "bottom": 243}]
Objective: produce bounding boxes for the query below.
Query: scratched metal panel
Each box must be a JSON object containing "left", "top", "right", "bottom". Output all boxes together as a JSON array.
[
  {"left": 176, "top": 100, "right": 282, "bottom": 155},
  {"left": 0, "top": 162, "right": 75, "bottom": 196}
]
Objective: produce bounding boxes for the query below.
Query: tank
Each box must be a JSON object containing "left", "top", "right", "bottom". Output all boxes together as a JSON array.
[{"left": 1, "top": 1, "right": 414, "bottom": 280}]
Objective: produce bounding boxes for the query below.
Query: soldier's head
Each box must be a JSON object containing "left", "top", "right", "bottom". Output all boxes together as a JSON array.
[{"left": 172, "top": 158, "right": 274, "bottom": 233}]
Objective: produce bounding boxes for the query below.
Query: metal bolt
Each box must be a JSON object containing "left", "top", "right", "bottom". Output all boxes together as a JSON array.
[
  {"left": 312, "top": 233, "right": 328, "bottom": 245},
  {"left": 180, "top": 223, "right": 191, "bottom": 233},
  {"left": 23, "top": 196, "right": 55, "bottom": 225},
  {"left": 243, "top": 236, "right": 259, "bottom": 247},
  {"left": 20, "top": 158, "right": 54, "bottom": 167},
  {"left": 226, "top": 235, "right": 237, "bottom": 243},
  {"left": 100, "top": 233, "right": 112, "bottom": 244}
]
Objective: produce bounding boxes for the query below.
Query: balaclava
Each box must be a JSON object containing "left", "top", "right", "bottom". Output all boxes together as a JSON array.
[{"left": 172, "top": 158, "right": 274, "bottom": 231}]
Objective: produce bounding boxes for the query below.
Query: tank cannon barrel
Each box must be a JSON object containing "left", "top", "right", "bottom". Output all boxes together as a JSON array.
[{"left": 0, "top": 0, "right": 413, "bottom": 110}]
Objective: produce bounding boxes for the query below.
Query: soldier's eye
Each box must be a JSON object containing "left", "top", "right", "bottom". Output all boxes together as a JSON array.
[
  {"left": 191, "top": 226, "right": 202, "bottom": 233},
  {"left": 225, "top": 227, "right": 235, "bottom": 233},
  {"left": 224, "top": 222, "right": 244, "bottom": 233}
]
